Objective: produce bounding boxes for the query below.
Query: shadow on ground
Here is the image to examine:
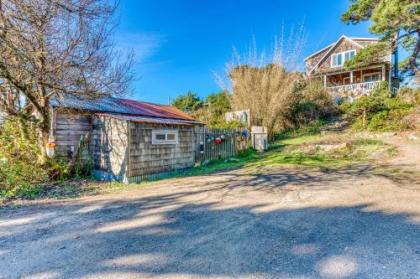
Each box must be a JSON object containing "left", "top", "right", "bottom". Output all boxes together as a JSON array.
[{"left": 0, "top": 179, "right": 419, "bottom": 279}]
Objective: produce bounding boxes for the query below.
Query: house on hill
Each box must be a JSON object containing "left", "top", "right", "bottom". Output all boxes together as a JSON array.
[
  {"left": 50, "top": 96, "right": 202, "bottom": 183},
  {"left": 305, "top": 35, "right": 399, "bottom": 97}
]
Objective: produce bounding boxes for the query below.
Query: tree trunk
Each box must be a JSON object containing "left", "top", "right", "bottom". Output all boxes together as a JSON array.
[{"left": 36, "top": 108, "right": 51, "bottom": 165}]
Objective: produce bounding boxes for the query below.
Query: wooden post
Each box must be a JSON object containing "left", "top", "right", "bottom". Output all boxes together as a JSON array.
[
  {"left": 323, "top": 75, "right": 327, "bottom": 88},
  {"left": 350, "top": 71, "right": 354, "bottom": 84},
  {"left": 381, "top": 64, "right": 386, "bottom": 81}
]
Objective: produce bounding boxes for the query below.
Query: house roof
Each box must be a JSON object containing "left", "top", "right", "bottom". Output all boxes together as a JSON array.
[
  {"left": 51, "top": 95, "right": 197, "bottom": 122},
  {"left": 305, "top": 35, "right": 379, "bottom": 61},
  {"left": 97, "top": 113, "right": 199, "bottom": 126},
  {"left": 306, "top": 35, "right": 379, "bottom": 75}
]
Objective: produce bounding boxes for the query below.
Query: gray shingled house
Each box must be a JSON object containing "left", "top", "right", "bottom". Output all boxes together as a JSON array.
[{"left": 51, "top": 96, "right": 202, "bottom": 183}]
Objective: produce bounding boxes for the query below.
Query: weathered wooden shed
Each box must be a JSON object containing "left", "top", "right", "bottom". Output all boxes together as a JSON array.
[{"left": 51, "top": 96, "right": 202, "bottom": 183}]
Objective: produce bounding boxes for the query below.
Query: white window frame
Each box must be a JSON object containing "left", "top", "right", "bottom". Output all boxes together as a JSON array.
[
  {"left": 152, "top": 129, "right": 179, "bottom": 145},
  {"left": 362, "top": 72, "right": 381, "bottom": 82},
  {"left": 331, "top": 49, "right": 357, "bottom": 68},
  {"left": 343, "top": 49, "right": 357, "bottom": 62},
  {"left": 331, "top": 53, "right": 343, "bottom": 68}
]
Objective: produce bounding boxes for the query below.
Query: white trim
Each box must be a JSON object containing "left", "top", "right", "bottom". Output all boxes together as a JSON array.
[
  {"left": 308, "top": 35, "right": 364, "bottom": 74},
  {"left": 344, "top": 49, "right": 356, "bottom": 60},
  {"left": 304, "top": 43, "right": 334, "bottom": 61},
  {"left": 330, "top": 53, "right": 342, "bottom": 68},
  {"left": 152, "top": 129, "right": 179, "bottom": 145},
  {"left": 327, "top": 81, "right": 381, "bottom": 96},
  {"left": 351, "top": 37, "right": 379, "bottom": 41},
  {"left": 381, "top": 65, "right": 386, "bottom": 81},
  {"left": 330, "top": 49, "right": 356, "bottom": 68},
  {"left": 306, "top": 36, "right": 378, "bottom": 62}
]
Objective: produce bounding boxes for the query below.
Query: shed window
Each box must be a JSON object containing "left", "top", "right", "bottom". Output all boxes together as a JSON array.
[{"left": 152, "top": 129, "right": 178, "bottom": 144}]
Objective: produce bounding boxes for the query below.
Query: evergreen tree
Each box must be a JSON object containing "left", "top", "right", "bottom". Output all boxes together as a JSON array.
[
  {"left": 171, "top": 91, "right": 203, "bottom": 113},
  {"left": 342, "top": 0, "right": 419, "bottom": 76}
]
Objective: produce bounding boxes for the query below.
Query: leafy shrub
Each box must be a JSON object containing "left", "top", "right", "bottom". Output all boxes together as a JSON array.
[
  {"left": 291, "top": 80, "right": 338, "bottom": 128},
  {"left": 0, "top": 118, "right": 71, "bottom": 199},
  {"left": 340, "top": 82, "right": 415, "bottom": 131},
  {"left": 0, "top": 118, "right": 49, "bottom": 198}
]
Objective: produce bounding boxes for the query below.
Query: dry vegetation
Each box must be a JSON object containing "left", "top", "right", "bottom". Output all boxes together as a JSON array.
[
  {"left": 224, "top": 25, "right": 337, "bottom": 139},
  {"left": 0, "top": 0, "right": 133, "bottom": 161}
]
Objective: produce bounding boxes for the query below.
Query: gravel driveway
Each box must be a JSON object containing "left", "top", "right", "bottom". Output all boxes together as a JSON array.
[{"left": 1, "top": 139, "right": 419, "bottom": 279}]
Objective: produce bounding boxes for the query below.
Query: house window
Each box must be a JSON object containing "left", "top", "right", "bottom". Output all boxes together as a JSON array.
[
  {"left": 363, "top": 73, "right": 381, "bottom": 82},
  {"left": 331, "top": 53, "right": 343, "bottom": 67},
  {"left": 344, "top": 50, "right": 356, "bottom": 61},
  {"left": 331, "top": 49, "right": 356, "bottom": 67},
  {"left": 152, "top": 129, "right": 178, "bottom": 145}
]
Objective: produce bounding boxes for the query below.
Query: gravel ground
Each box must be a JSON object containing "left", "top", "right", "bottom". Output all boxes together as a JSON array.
[{"left": 0, "top": 137, "right": 419, "bottom": 279}]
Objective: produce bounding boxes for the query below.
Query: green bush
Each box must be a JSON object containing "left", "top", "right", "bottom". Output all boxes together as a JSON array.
[
  {"left": 0, "top": 118, "right": 49, "bottom": 198},
  {"left": 340, "top": 82, "right": 415, "bottom": 131},
  {"left": 291, "top": 80, "right": 338, "bottom": 127},
  {"left": 0, "top": 117, "right": 74, "bottom": 199}
]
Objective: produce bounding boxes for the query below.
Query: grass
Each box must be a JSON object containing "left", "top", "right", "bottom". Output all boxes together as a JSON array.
[
  {"left": 1, "top": 127, "right": 399, "bottom": 205},
  {"left": 174, "top": 130, "right": 397, "bottom": 176}
]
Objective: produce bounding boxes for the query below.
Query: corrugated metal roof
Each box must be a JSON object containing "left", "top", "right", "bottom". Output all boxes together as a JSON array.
[
  {"left": 51, "top": 95, "right": 196, "bottom": 121},
  {"left": 97, "top": 113, "right": 199, "bottom": 126}
]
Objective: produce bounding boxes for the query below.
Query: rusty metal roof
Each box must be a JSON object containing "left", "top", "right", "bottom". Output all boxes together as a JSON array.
[
  {"left": 51, "top": 95, "right": 196, "bottom": 121},
  {"left": 97, "top": 113, "right": 198, "bottom": 126}
]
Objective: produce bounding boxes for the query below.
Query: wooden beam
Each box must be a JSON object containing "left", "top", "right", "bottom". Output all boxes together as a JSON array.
[{"left": 381, "top": 65, "right": 386, "bottom": 81}]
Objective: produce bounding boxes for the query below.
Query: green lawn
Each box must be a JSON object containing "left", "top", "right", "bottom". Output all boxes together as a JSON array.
[
  {"left": 179, "top": 131, "right": 397, "bottom": 176},
  {"left": 1, "top": 130, "right": 397, "bottom": 204}
]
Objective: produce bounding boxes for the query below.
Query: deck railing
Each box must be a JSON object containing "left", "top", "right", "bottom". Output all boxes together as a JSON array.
[{"left": 327, "top": 81, "right": 382, "bottom": 97}]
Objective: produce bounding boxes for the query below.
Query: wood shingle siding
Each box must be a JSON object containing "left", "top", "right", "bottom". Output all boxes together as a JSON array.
[
  {"left": 316, "top": 39, "right": 363, "bottom": 73},
  {"left": 128, "top": 122, "right": 195, "bottom": 177},
  {"left": 305, "top": 36, "right": 389, "bottom": 76},
  {"left": 50, "top": 97, "right": 206, "bottom": 182},
  {"left": 92, "top": 115, "right": 129, "bottom": 181}
]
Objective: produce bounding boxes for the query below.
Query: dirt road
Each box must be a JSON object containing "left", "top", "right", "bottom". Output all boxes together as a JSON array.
[{"left": 1, "top": 137, "right": 419, "bottom": 279}]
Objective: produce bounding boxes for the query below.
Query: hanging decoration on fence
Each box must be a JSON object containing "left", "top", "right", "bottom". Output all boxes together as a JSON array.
[{"left": 198, "top": 128, "right": 251, "bottom": 164}]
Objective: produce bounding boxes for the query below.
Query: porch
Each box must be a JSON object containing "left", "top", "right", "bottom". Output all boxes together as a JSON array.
[{"left": 322, "top": 65, "right": 388, "bottom": 97}]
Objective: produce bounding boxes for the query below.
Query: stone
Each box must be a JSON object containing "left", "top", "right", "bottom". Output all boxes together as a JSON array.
[
  {"left": 408, "top": 133, "right": 418, "bottom": 141},
  {"left": 382, "top": 132, "right": 397, "bottom": 137}
]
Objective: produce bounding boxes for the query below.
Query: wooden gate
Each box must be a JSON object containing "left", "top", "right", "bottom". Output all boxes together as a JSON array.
[{"left": 195, "top": 127, "right": 249, "bottom": 163}]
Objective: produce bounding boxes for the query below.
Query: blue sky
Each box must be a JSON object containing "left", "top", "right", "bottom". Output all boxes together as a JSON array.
[{"left": 116, "top": 0, "right": 373, "bottom": 104}]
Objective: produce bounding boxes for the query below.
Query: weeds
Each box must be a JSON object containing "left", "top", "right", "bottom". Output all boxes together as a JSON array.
[{"left": 341, "top": 83, "right": 417, "bottom": 131}]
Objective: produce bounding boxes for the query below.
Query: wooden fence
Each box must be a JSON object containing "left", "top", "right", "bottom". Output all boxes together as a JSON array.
[{"left": 194, "top": 127, "right": 250, "bottom": 163}]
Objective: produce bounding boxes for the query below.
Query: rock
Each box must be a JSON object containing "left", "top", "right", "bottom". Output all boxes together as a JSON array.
[
  {"left": 408, "top": 133, "right": 418, "bottom": 141},
  {"left": 382, "top": 132, "right": 397, "bottom": 137}
]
